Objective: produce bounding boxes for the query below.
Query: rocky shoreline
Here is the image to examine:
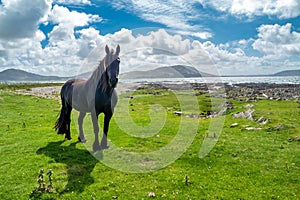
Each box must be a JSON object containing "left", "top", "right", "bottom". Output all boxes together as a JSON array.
[
  {"left": 138, "top": 82, "right": 300, "bottom": 101},
  {"left": 224, "top": 83, "right": 300, "bottom": 101}
]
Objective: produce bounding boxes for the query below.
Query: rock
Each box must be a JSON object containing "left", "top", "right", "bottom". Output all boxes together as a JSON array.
[
  {"left": 174, "top": 111, "right": 183, "bottom": 116},
  {"left": 273, "top": 124, "right": 284, "bottom": 130},
  {"left": 148, "top": 192, "right": 155, "bottom": 197},
  {"left": 294, "top": 136, "right": 300, "bottom": 141},
  {"left": 257, "top": 116, "right": 269, "bottom": 124},
  {"left": 223, "top": 83, "right": 300, "bottom": 100},
  {"left": 257, "top": 116, "right": 264, "bottom": 123},
  {"left": 221, "top": 101, "right": 234, "bottom": 110},
  {"left": 230, "top": 123, "right": 239, "bottom": 127},
  {"left": 245, "top": 109, "right": 255, "bottom": 120},
  {"left": 232, "top": 112, "right": 246, "bottom": 118},
  {"left": 262, "top": 93, "right": 269, "bottom": 98},
  {"left": 232, "top": 109, "right": 255, "bottom": 121},
  {"left": 245, "top": 127, "right": 262, "bottom": 131},
  {"left": 244, "top": 104, "right": 254, "bottom": 108}
]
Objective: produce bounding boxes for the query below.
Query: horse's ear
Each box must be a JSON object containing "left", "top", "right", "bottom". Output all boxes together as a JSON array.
[
  {"left": 105, "top": 45, "right": 110, "bottom": 54},
  {"left": 116, "top": 44, "right": 120, "bottom": 55}
]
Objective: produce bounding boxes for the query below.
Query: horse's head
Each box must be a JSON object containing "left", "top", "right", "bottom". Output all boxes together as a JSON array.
[{"left": 104, "top": 45, "right": 120, "bottom": 88}]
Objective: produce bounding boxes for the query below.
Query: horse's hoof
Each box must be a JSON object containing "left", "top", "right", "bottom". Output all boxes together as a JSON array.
[
  {"left": 100, "top": 145, "right": 110, "bottom": 150},
  {"left": 93, "top": 144, "right": 101, "bottom": 152},
  {"left": 78, "top": 137, "right": 87, "bottom": 143},
  {"left": 65, "top": 136, "right": 72, "bottom": 140},
  {"left": 93, "top": 147, "right": 101, "bottom": 152}
]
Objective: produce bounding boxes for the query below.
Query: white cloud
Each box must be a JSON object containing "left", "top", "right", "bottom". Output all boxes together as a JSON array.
[
  {"left": 1, "top": 24, "right": 299, "bottom": 76},
  {"left": 101, "top": 28, "right": 269, "bottom": 75},
  {"left": 0, "top": 0, "right": 52, "bottom": 39},
  {"left": 197, "top": 40, "right": 268, "bottom": 75},
  {"left": 252, "top": 23, "right": 300, "bottom": 56},
  {"left": 48, "top": 5, "right": 102, "bottom": 27},
  {"left": 54, "top": 0, "right": 92, "bottom": 5},
  {"left": 102, "top": 28, "right": 193, "bottom": 73},
  {"left": 108, "top": 28, "right": 135, "bottom": 44},
  {"left": 0, "top": 0, "right": 51, "bottom": 70},
  {"left": 77, "top": 28, "right": 101, "bottom": 50},
  {"left": 199, "top": 0, "right": 300, "bottom": 19},
  {"left": 0, "top": 0, "right": 299, "bottom": 77},
  {"left": 110, "top": 0, "right": 212, "bottom": 39},
  {"left": 136, "top": 29, "right": 191, "bottom": 55},
  {"left": 38, "top": 5, "right": 104, "bottom": 75},
  {"left": 0, "top": 1, "right": 104, "bottom": 76}
]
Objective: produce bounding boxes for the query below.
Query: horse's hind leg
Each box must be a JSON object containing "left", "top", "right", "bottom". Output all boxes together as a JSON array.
[
  {"left": 78, "top": 112, "right": 87, "bottom": 143},
  {"left": 65, "top": 105, "right": 72, "bottom": 140}
]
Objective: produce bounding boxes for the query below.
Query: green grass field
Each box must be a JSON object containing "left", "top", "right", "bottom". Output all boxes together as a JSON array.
[{"left": 0, "top": 83, "right": 299, "bottom": 199}]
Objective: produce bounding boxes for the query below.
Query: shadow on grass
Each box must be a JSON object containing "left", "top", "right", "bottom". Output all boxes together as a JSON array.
[{"left": 36, "top": 141, "right": 99, "bottom": 194}]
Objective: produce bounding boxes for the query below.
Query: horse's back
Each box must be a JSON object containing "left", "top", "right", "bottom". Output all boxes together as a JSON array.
[
  {"left": 61, "top": 79, "right": 87, "bottom": 108},
  {"left": 61, "top": 79, "right": 84, "bottom": 92}
]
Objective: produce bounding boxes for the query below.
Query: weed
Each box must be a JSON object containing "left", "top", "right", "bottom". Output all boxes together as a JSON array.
[{"left": 30, "top": 169, "right": 55, "bottom": 199}]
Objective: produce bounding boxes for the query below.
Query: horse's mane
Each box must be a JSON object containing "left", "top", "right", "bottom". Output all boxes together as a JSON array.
[
  {"left": 86, "top": 48, "right": 116, "bottom": 98},
  {"left": 88, "top": 57, "right": 106, "bottom": 87},
  {"left": 84, "top": 57, "right": 106, "bottom": 102}
]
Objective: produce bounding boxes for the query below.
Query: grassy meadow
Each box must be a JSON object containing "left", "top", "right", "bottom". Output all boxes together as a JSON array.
[{"left": 0, "top": 83, "right": 299, "bottom": 199}]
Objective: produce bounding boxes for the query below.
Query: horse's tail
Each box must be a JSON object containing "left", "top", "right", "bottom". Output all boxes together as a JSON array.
[
  {"left": 54, "top": 81, "right": 73, "bottom": 138},
  {"left": 54, "top": 98, "right": 70, "bottom": 135}
]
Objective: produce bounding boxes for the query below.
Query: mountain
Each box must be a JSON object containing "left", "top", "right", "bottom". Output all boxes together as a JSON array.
[
  {"left": 273, "top": 70, "right": 300, "bottom": 76},
  {"left": 0, "top": 69, "right": 68, "bottom": 82},
  {"left": 75, "top": 71, "right": 92, "bottom": 79},
  {"left": 120, "top": 65, "right": 214, "bottom": 79}
]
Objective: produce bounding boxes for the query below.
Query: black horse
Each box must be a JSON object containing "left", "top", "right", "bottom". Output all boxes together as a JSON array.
[{"left": 54, "top": 45, "right": 120, "bottom": 151}]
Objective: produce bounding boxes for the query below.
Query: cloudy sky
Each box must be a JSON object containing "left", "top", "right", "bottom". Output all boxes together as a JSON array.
[{"left": 0, "top": 0, "right": 300, "bottom": 76}]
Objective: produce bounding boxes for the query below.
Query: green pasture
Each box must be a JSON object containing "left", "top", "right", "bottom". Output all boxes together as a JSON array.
[{"left": 0, "top": 83, "right": 299, "bottom": 199}]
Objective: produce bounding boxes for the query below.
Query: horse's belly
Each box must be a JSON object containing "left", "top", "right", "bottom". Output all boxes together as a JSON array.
[{"left": 72, "top": 95, "right": 90, "bottom": 112}]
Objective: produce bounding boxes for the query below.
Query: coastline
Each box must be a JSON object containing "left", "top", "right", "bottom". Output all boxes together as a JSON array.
[{"left": 9, "top": 82, "right": 300, "bottom": 101}]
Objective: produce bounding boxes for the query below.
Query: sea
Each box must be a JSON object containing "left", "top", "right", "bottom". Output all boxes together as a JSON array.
[
  {"left": 2, "top": 76, "right": 300, "bottom": 85},
  {"left": 121, "top": 76, "right": 300, "bottom": 85}
]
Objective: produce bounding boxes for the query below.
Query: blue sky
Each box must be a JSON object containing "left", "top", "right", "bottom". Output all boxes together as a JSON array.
[{"left": 0, "top": 0, "right": 300, "bottom": 76}]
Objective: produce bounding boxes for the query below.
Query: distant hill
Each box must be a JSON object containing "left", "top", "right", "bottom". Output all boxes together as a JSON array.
[
  {"left": 0, "top": 69, "right": 68, "bottom": 82},
  {"left": 75, "top": 71, "right": 92, "bottom": 79},
  {"left": 8, "top": 67, "right": 298, "bottom": 82},
  {"left": 120, "top": 65, "right": 214, "bottom": 79},
  {"left": 273, "top": 70, "right": 300, "bottom": 76}
]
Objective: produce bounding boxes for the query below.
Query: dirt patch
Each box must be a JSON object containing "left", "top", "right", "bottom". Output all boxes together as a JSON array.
[{"left": 15, "top": 86, "right": 61, "bottom": 100}]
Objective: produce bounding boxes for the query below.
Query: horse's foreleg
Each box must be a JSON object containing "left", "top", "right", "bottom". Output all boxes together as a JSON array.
[
  {"left": 91, "top": 110, "right": 101, "bottom": 151},
  {"left": 78, "top": 112, "right": 87, "bottom": 143},
  {"left": 100, "top": 112, "right": 112, "bottom": 149}
]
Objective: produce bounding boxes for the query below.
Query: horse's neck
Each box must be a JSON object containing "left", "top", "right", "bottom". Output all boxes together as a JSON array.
[
  {"left": 85, "top": 65, "right": 101, "bottom": 87},
  {"left": 98, "top": 72, "right": 114, "bottom": 96},
  {"left": 81, "top": 67, "right": 102, "bottom": 106}
]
